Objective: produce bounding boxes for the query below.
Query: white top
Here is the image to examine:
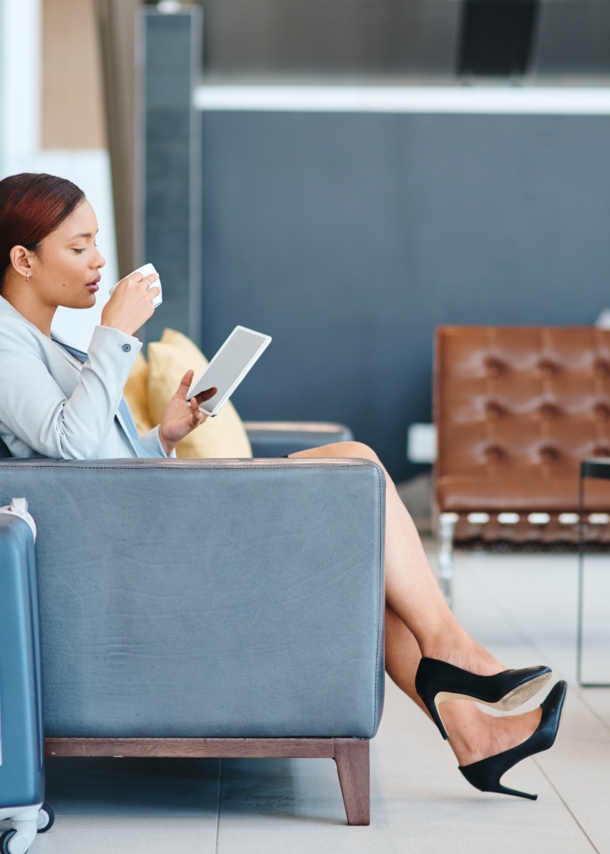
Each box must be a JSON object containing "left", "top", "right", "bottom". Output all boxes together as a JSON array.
[{"left": 0, "top": 295, "right": 167, "bottom": 460}]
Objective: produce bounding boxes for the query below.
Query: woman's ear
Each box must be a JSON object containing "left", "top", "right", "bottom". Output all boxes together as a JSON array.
[{"left": 9, "top": 245, "right": 35, "bottom": 281}]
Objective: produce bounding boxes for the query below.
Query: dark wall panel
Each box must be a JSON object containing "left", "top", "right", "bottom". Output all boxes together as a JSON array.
[
  {"left": 200, "top": 112, "right": 610, "bottom": 480},
  {"left": 142, "top": 9, "right": 202, "bottom": 345}
]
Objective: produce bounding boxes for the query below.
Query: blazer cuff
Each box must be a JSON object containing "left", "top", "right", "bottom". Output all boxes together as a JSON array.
[
  {"left": 89, "top": 325, "right": 142, "bottom": 378},
  {"left": 139, "top": 425, "right": 176, "bottom": 458}
]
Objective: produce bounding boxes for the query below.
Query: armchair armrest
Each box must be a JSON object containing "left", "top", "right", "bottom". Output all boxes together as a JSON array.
[
  {"left": 244, "top": 421, "right": 354, "bottom": 458},
  {"left": 0, "top": 457, "right": 384, "bottom": 741}
]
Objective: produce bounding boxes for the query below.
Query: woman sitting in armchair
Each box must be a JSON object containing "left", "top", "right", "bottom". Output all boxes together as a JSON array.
[{"left": 0, "top": 172, "right": 566, "bottom": 801}]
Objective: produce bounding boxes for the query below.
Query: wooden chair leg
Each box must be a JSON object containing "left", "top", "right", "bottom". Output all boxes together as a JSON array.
[{"left": 334, "top": 738, "right": 370, "bottom": 826}]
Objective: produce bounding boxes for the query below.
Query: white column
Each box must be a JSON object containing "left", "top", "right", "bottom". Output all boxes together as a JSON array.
[
  {"left": 0, "top": 0, "right": 41, "bottom": 172},
  {"left": 0, "top": 0, "right": 119, "bottom": 352}
]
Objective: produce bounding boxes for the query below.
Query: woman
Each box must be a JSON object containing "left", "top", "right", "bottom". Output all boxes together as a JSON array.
[{"left": 0, "top": 173, "right": 566, "bottom": 800}]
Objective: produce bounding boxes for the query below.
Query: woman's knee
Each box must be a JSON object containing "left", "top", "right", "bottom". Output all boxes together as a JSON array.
[{"left": 337, "top": 441, "right": 380, "bottom": 463}]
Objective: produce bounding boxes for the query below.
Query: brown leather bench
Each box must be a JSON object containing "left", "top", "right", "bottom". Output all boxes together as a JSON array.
[{"left": 434, "top": 326, "right": 610, "bottom": 599}]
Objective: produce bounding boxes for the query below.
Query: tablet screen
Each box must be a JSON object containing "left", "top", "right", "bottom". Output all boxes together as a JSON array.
[{"left": 187, "top": 326, "right": 272, "bottom": 416}]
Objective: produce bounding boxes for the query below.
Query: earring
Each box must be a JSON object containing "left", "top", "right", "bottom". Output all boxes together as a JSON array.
[{"left": 26, "top": 274, "right": 30, "bottom": 281}]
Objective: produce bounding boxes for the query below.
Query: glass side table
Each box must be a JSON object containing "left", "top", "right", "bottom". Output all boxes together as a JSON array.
[{"left": 577, "top": 459, "right": 610, "bottom": 687}]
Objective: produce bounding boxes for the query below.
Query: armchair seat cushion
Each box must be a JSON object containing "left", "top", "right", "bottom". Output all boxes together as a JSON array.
[{"left": 437, "top": 474, "right": 610, "bottom": 513}]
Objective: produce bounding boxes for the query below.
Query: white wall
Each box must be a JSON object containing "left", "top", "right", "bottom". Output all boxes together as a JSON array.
[{"left": 0, "top": 0, "right": 119, "bottom": 352}]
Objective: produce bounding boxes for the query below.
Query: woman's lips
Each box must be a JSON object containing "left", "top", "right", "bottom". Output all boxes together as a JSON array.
[{"left": 86, "top": 275, "right": 101, "bottom": 292}]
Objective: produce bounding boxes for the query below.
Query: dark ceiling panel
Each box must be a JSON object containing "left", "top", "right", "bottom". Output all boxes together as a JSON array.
[
  {"left": 202, "top": 0, "right": 461, "bottom": 76},
  {"left": 531, "top": 1, "right": 610, "bottom": 77},
  {"left": 458, "top": 0, "right": 538, "bottom": 76}
]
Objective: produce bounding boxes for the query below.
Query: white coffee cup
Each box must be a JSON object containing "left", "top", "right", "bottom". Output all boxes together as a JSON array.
[{"left": 109, "top": 262, "right": 162, "bottom": 309}]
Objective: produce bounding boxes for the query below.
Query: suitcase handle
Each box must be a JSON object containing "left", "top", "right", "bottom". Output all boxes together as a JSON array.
[{"left": 0, "top": 498, "right": 37, "bottom": 542}]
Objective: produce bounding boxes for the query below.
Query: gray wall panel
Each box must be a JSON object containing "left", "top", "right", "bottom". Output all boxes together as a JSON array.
[
  {"left": 142, "top": 9, "right": 202, "bottom": 345},
  {"left": 200, "top": 112, "right": 610, "bottom": 480}
]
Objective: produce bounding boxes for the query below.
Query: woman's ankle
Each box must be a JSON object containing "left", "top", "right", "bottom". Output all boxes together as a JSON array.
[{"left": 445, "top": 704, "right": 543, "bottom": 767}]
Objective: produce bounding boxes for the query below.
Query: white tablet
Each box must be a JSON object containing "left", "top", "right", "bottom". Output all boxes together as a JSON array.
[{"left": 187, "top": 326, "right": 272, "bottom": 417}]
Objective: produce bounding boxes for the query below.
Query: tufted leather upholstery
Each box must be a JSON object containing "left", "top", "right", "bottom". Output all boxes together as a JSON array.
[{"left": 434, "top": 326, "right": 610, "bottom": 543}]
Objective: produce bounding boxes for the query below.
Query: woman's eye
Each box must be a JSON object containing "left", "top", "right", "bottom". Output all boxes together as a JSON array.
[{"left": 73, "top": 248, "right": 86, "bottom": 254}]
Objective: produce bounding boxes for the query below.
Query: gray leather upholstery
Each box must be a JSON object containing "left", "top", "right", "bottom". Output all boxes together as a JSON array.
[
  {"left": 0, "top": 458, "right": 385, "bottom": 740},
  {"left": 244, "top": 422, "right": 354, "bottom": 458}
]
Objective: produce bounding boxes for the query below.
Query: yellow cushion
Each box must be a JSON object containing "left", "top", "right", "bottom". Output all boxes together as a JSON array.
[
  {"left": 123, "top": 352, "right": 154, "bottom": 434},
  {"left": 147, "top": 328, "right": 253, "bottom": 459}
]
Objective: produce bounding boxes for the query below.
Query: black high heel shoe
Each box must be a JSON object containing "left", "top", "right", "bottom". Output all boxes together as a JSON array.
[
  {"left": 415, "top": 657, "right": 552, "bottom": 740},
  {"left": 459, "top": 680, "right": 567, "bottom": 800}
]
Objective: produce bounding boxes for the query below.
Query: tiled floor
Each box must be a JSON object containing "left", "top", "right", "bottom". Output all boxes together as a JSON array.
[{"left": 12, "top": 546, "right": 610, "bottom": 853}]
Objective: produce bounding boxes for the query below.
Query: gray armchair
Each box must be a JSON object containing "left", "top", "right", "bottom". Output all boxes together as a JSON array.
[{"left": 0, "top": 453, "right": 385, "bottom": 825}]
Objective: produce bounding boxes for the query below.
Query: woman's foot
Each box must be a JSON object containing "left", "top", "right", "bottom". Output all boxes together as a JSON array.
[
  {"left": 422, "top": 629, "right": 508, "bottom": 677},
  {"left": 442, "top": 701, "right": 544, "bottom": 767}
]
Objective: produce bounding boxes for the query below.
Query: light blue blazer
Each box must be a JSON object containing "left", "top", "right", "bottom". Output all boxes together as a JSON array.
[{"left": 0, "top": 296, "right": 167, "bottom": 460}]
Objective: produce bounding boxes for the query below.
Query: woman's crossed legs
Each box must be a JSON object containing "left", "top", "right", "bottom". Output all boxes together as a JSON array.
[{"left": 290, "top": 441, "right": 543, "bottom": 768}]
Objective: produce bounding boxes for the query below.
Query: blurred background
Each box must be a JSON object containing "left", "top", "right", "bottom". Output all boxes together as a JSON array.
[{"left": 1, "top": 0, "right": 610, "bottom": 483}]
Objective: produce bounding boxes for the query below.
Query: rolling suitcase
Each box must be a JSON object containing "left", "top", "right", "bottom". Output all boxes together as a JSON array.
[{"left": 0, "top": 499, "right": 53, "bottom": 854}]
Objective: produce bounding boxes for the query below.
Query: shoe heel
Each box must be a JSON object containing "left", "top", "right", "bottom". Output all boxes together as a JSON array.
[
  {"left": 458, "top": 681, "right": 567, "bottom": 801},
  {"left": 459, "top": 765, "right": 537, "bottom": 801},
  {"left": 419, "top": 689, "right": 449, "bottom": 739}
]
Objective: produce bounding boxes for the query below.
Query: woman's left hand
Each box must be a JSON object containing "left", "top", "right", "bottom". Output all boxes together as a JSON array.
[{"left": 158, "top": 370, "right": 217, "bottom": 455}]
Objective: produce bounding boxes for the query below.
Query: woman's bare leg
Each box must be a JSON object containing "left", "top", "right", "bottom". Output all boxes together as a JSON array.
[
  {"left": 292, "top": 442, "right": 543, "bottom": 765},
  {"left": 385, "top": 606, "right": 542, "bottom": 766},
  {"left": 294, "top": 442, "right": 498, "bottom": 668}
]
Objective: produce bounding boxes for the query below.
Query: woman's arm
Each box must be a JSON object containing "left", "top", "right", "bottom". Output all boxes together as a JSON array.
[{"left": 0, "top": 323, "right": 141, "bottom": 459}]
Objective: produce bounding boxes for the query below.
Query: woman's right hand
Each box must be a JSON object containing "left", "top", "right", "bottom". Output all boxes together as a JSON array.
[{"left": 101, "top": 271, "right": 161, "bottom": 336}]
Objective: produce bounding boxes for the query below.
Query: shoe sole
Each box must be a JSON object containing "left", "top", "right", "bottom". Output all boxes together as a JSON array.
[{"left": 434, "top": 670, "right": 552, "bottom": 725}]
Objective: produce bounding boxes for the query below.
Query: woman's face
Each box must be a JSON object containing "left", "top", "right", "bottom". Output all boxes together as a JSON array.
[{"left": 26, "top": 199, "right": 106, "bottom": 309}]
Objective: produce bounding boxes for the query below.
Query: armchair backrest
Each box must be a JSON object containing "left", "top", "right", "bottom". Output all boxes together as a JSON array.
[{"left": 434, "top": 326, "right": 610, "bottom": 514}]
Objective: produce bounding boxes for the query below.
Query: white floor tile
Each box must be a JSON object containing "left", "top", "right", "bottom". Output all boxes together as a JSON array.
[{"left": 30, "top": 815, "right": 218, "bottom": 854}]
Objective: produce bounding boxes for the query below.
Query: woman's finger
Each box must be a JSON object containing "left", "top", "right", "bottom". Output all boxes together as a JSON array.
[
  {"left": 190, "top": 397, "right": 204, "bottom": 425},
  {"left": 176, "top": 370, "right": 194, "bottom": 398},
  {"left": 142, "top": 271, "right": 160, "bottom": 288},
  {"left": 195, "top": 386, "right": 217, "bottom": 404}
]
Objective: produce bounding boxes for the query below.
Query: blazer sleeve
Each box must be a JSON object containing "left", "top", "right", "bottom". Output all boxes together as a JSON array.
[
  {"left": 136, "top": 425, "right": 175, "bottom": 458},
  {"left": 0, "top": 323, "right": 141, "bottom": 459}
]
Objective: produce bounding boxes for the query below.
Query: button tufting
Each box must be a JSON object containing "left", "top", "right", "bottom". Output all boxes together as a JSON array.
[
  {"left": 485, "top": 446, "right": 503, "bottom": 463},
  {"left": 594, "top": 403, "right": 610, "bottom": 421},
  {"left": 486, "top": 402, "right": 503, "bottom": 421},
  {"left": 540, "top": 403, "right": 558, "bottom": 420},
  {"left": 484, "top": 358, "right": 503, "bottom": 378},
  {"left": 595, "top": 361, "right": 610, "bottom": 380},
  {"left": 540, "top": 446, "right": 558, "bottom": 464},
  {"left": 538, "top": 360, "right": 557, "bottom": 379}
]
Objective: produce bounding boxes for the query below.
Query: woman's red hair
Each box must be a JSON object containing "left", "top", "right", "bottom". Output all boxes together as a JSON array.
[{"left": 0, "top": 173, "right": 85, "bottom": 287}]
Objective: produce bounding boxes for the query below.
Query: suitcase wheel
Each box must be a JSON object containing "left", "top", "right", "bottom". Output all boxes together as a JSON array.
[
  {"left": 0, "top": 830, "right": 17, "bottom": 854},
  {"left": 37, "top": 805, "right": 55, "bottom": 834}
]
